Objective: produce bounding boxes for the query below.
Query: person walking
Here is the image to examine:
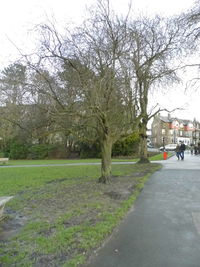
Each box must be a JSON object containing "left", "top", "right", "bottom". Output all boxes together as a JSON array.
[
  {"left": 179, "top": 141, "right": 186, "bottom": 160},
  {"left": 175, "top": 144, "right": 181, "bottom": 160},
  {"left": 190, "top": 144, "right": 194, "bottom": 155},
  {"left": 194, "top": 145, "right": 198, "bottom": 155}
]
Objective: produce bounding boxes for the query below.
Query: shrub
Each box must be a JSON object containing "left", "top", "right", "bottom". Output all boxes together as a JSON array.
[
  {"left": 79, "top": 141, "right": 101, "bottom": 158},
  {"left": 9, "top": 141, "right": 29, "bottom": 159},
  {"left": 27, "top": 144, "right": 56, "bottom": 159},
  {"left": 112, "top": 133, "right": 139, "bottom": 157}
]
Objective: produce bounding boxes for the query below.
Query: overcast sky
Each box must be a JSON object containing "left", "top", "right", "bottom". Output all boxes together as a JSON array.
[{"left": 0, "top": 0, "right": 199, "bottom": 121}]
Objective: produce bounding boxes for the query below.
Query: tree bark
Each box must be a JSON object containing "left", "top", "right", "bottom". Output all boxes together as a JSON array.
[
  {"left": 137, "top": 120, "right": 149, "bottom": 164},
  {"left": 98, "top": 135, "right": 112, "bottom": 183}
]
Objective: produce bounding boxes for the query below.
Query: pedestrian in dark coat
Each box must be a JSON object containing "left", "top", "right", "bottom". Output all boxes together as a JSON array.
[
  {"left": 175, "top": 144, "right": 181, "bottom": 160},
  {"left": 180, "top": 142, "right": 186, "bottom": 160}
]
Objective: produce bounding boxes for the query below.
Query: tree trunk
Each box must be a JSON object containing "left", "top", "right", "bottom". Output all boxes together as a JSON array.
[
  {"left": 137, "top": 120, "right": 149, "bottom": 164},
  {"left": 98, "top": 135, "right": 112, "bottom": 183}
]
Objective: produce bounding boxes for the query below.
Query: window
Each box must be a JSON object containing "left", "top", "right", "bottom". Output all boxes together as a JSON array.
[
  {"left": 188, "top": 123, "right": 193, "bottom": 128},
  {"left": 162, "top": 129, "right": 165, "bottom": 134}
]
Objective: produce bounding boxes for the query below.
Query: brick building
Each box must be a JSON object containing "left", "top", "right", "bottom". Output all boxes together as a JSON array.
[{"left": 151, "top": 114, "right": 200, "bottom": 147}]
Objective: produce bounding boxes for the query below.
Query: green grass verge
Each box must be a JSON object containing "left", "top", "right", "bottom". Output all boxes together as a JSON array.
[
  {"left": 1, "top": 158, "right": 136, "bottom": 166},
  {"left": 149, "top": 152, "right": 173, "bottom": 161},
  {"left": 0, "top": 163, "right": 161, "bottom": 266},
  {"left": 0, "top": 152, "right": 173, "bottom": 167}
]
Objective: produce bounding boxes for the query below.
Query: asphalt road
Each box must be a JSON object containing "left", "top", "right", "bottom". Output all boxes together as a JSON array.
[{"left": 87, "top": 152, "right": 200, "bottom": 267}]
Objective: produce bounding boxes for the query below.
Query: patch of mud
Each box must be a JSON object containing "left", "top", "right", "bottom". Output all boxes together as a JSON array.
[
  {"left": 104, "top": 190, "right": 131, "bottom": 200},
  {"left": 46, "top": 177, "right": 69, "bottom": 184},
  {"left": 111, "top": 172, "right": 148, "bottom": 181},
  {"left": 46, "top": 176, "right": 86, "bottom": 184},
  {"left": 0, "top": 209, "right": 27, "bottom": 241}
]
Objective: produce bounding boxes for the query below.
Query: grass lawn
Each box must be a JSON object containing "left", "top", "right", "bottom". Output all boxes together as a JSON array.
[
  {"left": 0, "top": 161, "right": 162, "bottom": 266},
  {"left": 0, "top": 152, "right": 171, "bottom": 167}
]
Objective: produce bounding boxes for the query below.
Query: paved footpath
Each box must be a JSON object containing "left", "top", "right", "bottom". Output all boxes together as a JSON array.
[{"left": 87, "top": 152, "right": 200, "bottom": 267}]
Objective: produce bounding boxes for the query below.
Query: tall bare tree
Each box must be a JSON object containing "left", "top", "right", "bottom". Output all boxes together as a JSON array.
[
  {"left": 27, "top": 0, "right": 135, "bottom": 183},
  {"left": 127, "top": 16, "right": 185, "bottom": 162}
]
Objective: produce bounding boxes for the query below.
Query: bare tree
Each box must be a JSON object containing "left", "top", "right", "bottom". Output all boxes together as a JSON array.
[
  {"left": 178, "top": 1, "right": 200, "bottom": 89},
  {"left": 26, "top": 0, "right": 135, "bottom": 183},
  {"left": 127, "top": 16, "right": 185, "bottom": 163}
]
